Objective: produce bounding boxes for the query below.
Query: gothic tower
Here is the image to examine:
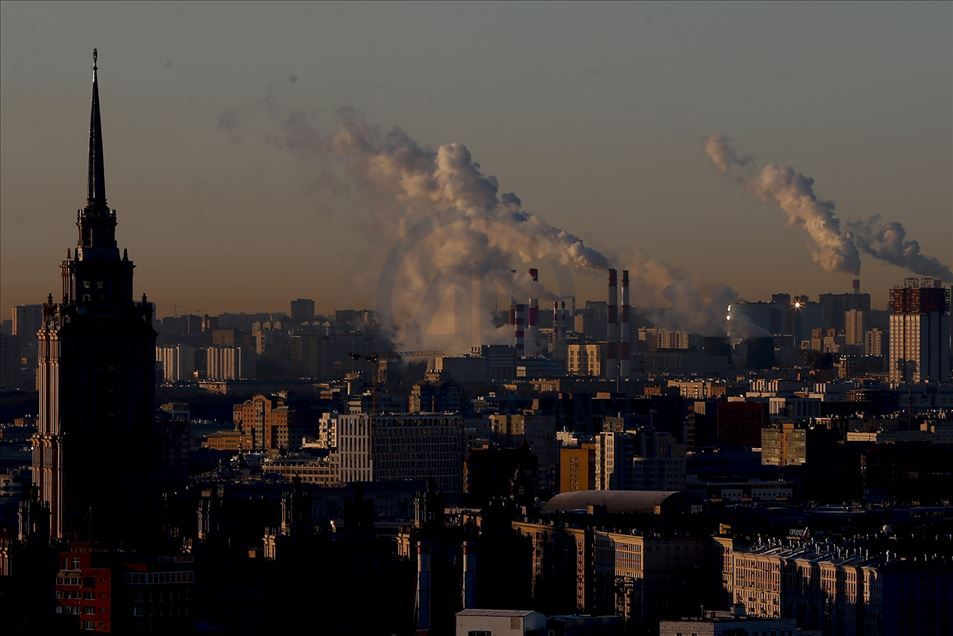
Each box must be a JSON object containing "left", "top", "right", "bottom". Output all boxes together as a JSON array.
[{"left": 32, "top": 50, "right": 157, "bottom": 544}]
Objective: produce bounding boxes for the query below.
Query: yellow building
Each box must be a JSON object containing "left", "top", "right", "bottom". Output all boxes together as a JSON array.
[{"left": 559, "top": 444, "right": 596, "bottom": 493}]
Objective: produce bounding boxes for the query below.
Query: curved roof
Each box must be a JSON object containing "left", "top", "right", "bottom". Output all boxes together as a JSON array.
[{"left": 543, "top": 490, "right": 683, "bottom": 514}]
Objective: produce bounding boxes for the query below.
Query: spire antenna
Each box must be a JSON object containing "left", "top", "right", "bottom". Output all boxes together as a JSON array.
[{"left": 87, "top": 48, "right": 106, "bottom": 208}]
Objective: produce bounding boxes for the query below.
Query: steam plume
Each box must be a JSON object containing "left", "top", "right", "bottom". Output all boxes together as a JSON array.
[
  {"left": 704, "top": 133, "right": 753, "bottom": 177},
  {"left": 270, "top": 111, "right": 611, "bottom": 350},
  {"left": 749, "top": 165, "right": 861, "bottom": 274},
  {"left": 624, "top": 251, "right": 738, "bottom": 336},
  {"left": 847, "top": 216, "right": 953, "bottom": 281},
  {"left": 705, "top": 134, "right": 860, "bottom": 275}
]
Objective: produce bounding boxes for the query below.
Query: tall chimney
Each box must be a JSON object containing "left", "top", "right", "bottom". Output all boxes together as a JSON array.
[
  {"left": 561, "top": 300, "right": 567, "bottom": 337},
  {"left": 415, "top": 541, "right": 431, "bottom": 631},
  {"left": 514, "top": 302, "right": 525, "bottom": 355},
  {"left": 527, "top": 268, "right": 539, "bottom": 356},
  {"left": 462, "top": 540, "right": 477, "bottom": 609},
  {"left": 606, "top": 269, "right": 618, "bottom": 380},
  {"left": 620, "top": 269, "right": 631, "bottom": 378},
  {"left": 852, "top": 278, "right": 860, "bottom": 295}
]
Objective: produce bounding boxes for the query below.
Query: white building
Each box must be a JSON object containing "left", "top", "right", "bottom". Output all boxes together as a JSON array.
[
  {"left": 155, "top": 345, "right": 194, "bottom": 383},
  {"left": 888, "top": 280, "right": 951, "bottom": 385},
  {"left": 205, "top": 345, "right": 252, "bottom": 380},
  {"left": 455, "top": 609, "right": 546, "bottom": 636}
]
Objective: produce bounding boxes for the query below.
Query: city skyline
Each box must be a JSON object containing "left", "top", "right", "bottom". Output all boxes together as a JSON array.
[
  {"left": 1, "top": 5, "right": 952, "bottom": 633},
  {"left": 2, "top": 2, "right": 951, "bottom": 321}
]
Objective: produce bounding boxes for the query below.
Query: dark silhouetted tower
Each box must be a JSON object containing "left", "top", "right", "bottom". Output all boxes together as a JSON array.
[{"left": 32, "top": 50, "right": 157, "bottom": 544}]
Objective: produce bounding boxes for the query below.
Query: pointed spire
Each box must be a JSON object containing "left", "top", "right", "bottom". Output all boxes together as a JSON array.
[{"left": 87, "top": 48, "right": 106, "bottom": 208}]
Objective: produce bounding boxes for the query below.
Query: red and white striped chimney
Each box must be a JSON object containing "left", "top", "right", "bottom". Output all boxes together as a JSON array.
[
  {"left": 527, "top": 268, "right": 539, "bottom": 356},
  {"left": 620, "top": 269, "right": 631, "bottom": 378},
  {"left": 514, "top": 302, "right": 525, "bottom": 355},
  {"left": 606, "top": 269, "right": 618, "bottom": 380},
  {"left": 561, "top": 300, "right": 568, "bottom": 337}
]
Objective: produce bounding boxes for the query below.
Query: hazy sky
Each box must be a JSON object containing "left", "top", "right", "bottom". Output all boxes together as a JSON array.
[{"left": 2, "top": 1, "right": 951, "bottom": 321}]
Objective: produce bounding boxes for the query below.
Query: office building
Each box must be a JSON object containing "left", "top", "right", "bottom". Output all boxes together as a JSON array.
[{"left": 336, "top": 413, "right": 464, "bottom": 496}]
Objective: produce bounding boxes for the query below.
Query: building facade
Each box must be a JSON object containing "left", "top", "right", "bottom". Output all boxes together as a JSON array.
[
  {"left": 32, "top": 52, "right": 158, "bottom": 543},
  {"left": 336, "top": 413, "right": 464, "bottom": 496},
  {"left": 888, "top": 279, "right": 951, "bottom": 384},
  {"left": 155, "top": 345, "right": 194, "bottom": 383}
]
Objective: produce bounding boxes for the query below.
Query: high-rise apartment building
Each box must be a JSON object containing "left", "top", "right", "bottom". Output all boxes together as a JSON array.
[
  {"left": 865, "top": 327, "right": 886, "bottom": 358},
  {"left": 290, "top": 298, "right": 316, "bottom": 324},
  {"left": 32, "top": 51, "right": 158, "bottom": 542},
  {"left": 205, "top": 345, "right": 252, "bottom": 380},
  {"left": 155, "top": 345, "right": 194, "bottom": 383},
  {"left": 845, "top": 309, "right": 865, "bottom": 346},
  {"left": 888, "top": 278, "right": 951, "bottom": 384}
]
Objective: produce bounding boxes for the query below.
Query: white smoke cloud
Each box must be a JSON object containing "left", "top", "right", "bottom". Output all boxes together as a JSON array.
[
  {"left": 328, "top": 120, "right": 611, "bottom": 272},
  {"left": 705, "top": 133, "right": 952, "bottom": 281},
  {"left": 847, "top": 216, "right": 953, "bottom": 281},
  {"left": 270, "top": 113, "right": 612, "bottom": 350},
  {"left": 749, "top": 165, "right": 861, "bottom": 275},
  {"left": 624, "top": 250, "right": 737, "bottom": 336},
  {"left": 703, "top": 133, "right": 753, "bottom": 177},
  {"left": 704, "top": 134, "right": 861, "bottom": 275},
  {"left": 246, "top": 104, "right": 748, "bottom": 345}
]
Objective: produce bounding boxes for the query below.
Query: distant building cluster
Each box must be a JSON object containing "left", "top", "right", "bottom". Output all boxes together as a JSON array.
[{"left": 1, "top": 52, "right": 952, "bottom": 636}]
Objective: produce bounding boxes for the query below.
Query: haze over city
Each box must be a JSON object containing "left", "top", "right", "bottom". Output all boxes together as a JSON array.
[
  {"left": 1, "top": 4, "right": 953, "bottom": 635},
  {"left": 2, "top": 2, "right": 950, "bottom": 323}
]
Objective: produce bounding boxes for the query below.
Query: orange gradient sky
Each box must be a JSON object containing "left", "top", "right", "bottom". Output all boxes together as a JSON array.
[{"left": 2, "top": 2, "right": 951, "bottom": 319}]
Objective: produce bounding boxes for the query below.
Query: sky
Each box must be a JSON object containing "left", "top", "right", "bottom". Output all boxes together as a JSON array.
[{"left": 2, "top": 1, "right": 951, "bottom": 323}]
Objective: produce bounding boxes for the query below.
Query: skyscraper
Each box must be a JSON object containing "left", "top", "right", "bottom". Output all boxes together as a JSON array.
[
  {"left": 888, "top": 278, "right": 951, "bottom": 385},
  {"left": 32, "top": 50, "right": 158, "bottom": 543}
]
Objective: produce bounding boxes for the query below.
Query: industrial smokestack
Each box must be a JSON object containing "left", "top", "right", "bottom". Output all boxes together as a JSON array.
[
  {"left": 527, "top": 268, "right": 539, "bottom": 356},
  {"left": 514, "top": 303, "right": 525, "bottom": 355},
  {"left": 415, "top": 541, "right": 431, "bottom": 631},
  {"left": 462, "top": 540, "right": 476, "bottom": 609},
  {"left": 561, "top": 300, "right": 568, "bottom": 336},
  {"left": 607, "top": 269, "right": 618, "bottom": 380},
  {"left": 852, "top": 278, "right": 860, "bottom": 295},
  {"left": 620, "top": 269, "right": 631, "bottom": 378}
]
